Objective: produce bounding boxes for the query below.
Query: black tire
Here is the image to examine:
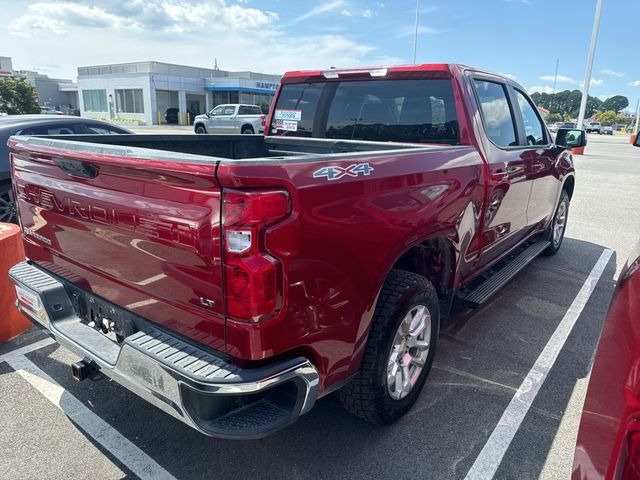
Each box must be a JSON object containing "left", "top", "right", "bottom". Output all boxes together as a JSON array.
[
  {"left": 195, "top": 124, "right": 207, "bottom": 134},
  {"left": 0, "top": 181, "right": 17, "bottom": 224},
  {"left": 241, "top": 127, "right": 254, "bottom": 134},
  {"left": 337, "top": 269, "right": 439, "bottom": 424},
  {"left": 542, "top": 189, "right": 570, "bottom": 256}
]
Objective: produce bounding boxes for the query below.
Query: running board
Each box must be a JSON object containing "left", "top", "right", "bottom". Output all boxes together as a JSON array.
[{"left": 459, "top": 241, "right": 550, "bottom": 309}]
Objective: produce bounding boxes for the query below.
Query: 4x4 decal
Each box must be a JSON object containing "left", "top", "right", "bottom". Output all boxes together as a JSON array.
[{"left": 313, "top": 163, "right": 374, "bottom": 181}]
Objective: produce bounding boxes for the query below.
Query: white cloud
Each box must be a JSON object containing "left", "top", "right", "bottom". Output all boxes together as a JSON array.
[
  {"left": 498, "top": 72, "right": 517, "bottom": 80},
  {"left": 629, "top": 80, "right": 640, "bottom": 87},
  {"left": 290, "top": 0, "right": 344, "bottom": 24},
  {"left": 340, "top": 9, "right": 352, "bottom": 17},
  {"left": 539, "top": 74, "right": 578, "bottom": 84},
  {"left": 601, "top": 68, "right": 624, "bottom": 77},
  {"left": 4, "top": 0, "right": 393, "bottom": 78},
  {"left": 528, "top": 86, "right": 555, "bottom": 94},
  {"left": 362, "top": 9, "right": 373, "bottom": 18},
  {"left": 9, "top": 0, "right": 277, "bottom": 35},
  {"left": 589, "top": 78, "right": 603, "bottom": 87},
  {"left": 376, "top": 2, "right": 385, "bottom": 6}
]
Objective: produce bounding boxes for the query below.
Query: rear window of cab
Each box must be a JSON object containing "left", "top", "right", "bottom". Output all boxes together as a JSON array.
[{"left": 271, "top": 79, "right": 460, "bottom": 145}]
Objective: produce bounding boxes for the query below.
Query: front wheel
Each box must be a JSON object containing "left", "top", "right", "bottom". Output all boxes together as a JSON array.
[
  {"left": 337, "top": 270, "right": 439, "bottom": 424},
  {"left": 542, "top": 189, "right": 569, "bottom": 256},
  {"left": 194, "top": 125, "right": 207, "bottom": 134}
]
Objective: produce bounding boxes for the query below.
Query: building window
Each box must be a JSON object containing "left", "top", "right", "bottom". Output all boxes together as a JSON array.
[
  {"left": 115, "top": 89, "right": 144, "bottom": 113},
  {"left": 82, "top": 89, "right": 107, "bottom": 112}
]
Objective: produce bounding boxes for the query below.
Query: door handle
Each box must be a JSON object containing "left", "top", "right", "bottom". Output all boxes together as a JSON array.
[
  {"left": 531, "top": 161, "right": 545, "bottom": 172},
  {"left": 491, "top": 165, "right": 524, "bottom": 181}
]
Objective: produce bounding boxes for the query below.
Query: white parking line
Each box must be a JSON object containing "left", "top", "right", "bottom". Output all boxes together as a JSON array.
[
  {"left": 6, "top": 354, "right": 177, "bottom": 480},
  {"left": 0, "top": 337, "right": 55, "bottom": 363},
  {"left": 464, "top": 248, "right": 614, "bottom": 480}
]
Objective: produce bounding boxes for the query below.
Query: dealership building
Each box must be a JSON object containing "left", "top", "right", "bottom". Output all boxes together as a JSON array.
[{"left": 77, "top": 61, "right": 281, "bottom": 125}]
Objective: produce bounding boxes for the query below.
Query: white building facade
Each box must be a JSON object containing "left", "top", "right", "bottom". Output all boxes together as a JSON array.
[{"left": 77, "top": 61, "right": 281, "bottom": 126}]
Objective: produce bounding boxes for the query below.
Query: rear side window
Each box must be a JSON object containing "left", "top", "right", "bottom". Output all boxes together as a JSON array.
[
  {"left": 473, "top": 80, "right": 517, "bottom": 148},
  {"left": 514, "top": 89, "right": 547, "bottom": 146},
  {"left": 84, "top": 125, "right": 125, "bottom": 135},
  {"left": 238, "top": 106, "right": 261, "bottom": 115},
  {"left": 271, "top": 79, "right": 459, "bottom": 145}
]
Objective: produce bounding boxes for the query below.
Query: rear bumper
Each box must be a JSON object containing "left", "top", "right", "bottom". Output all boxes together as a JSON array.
[{"left": 8, "top": 261, "right": 319, "bottom": 439}]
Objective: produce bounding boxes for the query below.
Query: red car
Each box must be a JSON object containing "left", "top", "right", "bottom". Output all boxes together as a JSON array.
[
  {"left": 8, "top": 64, "right": 585, "bottom": 438},
  {"left": 573, "top": 132, "right": 640, "bottom": 479}
]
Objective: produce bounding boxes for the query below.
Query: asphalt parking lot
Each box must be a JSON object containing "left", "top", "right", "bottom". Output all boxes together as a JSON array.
[{"left": 0, "top": 134, "right": 638, "bottom": 480}]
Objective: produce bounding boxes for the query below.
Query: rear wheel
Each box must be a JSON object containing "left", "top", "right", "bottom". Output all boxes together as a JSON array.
[
  {"left": 195, "top": 124, "right": 207, "bottom": 134},
  {"left": 542, "top": 189, "right": 569, "bottom": 256},
  {"left": 337, "top": 270, "right": 439, "bottom": 424},
  {"left": 0, "top": 181, "right": 17, "bottom": 224},
  {"left": 241, "top": 127, "right": 254, "bottom": 134}
]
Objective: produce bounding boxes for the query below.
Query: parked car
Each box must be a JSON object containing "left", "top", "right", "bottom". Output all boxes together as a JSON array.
[
  {"left": 0, "top": 115, "right": 131, "bottom": 223},
  {"left": 586, "top": 122, "right": 602, "bottom": 134},
  {"left": 165, "top": 107, "right": 179, "bottom": 124},
  {"left": 39, "top": 106, "right": 63, "bottom": 115},
  {"left": 549, "top": 121, "right": 565, "bottom": 133},
  {"left": 8, "top": 64, "right": 585, "bottom": 439},
  {"left": 601, "top": 125, "right": 614, "bottom": 135},
  {"left": 194, "top": 104, "right": 265, "bottom": 134},
  {"left": 572, "top": 132, "right": 640, "bottom": 479}
]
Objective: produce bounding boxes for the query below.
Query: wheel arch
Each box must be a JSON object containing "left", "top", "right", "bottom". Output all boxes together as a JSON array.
[
  {"left": 563, "top": 175, "right": 575, "bottom": 200},
  {"left": 241, "top": 124, "right": 255, "bottom": 133}
]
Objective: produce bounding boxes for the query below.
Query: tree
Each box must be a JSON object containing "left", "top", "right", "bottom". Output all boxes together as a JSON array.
[
  {"left": 546, "top": 113, "right": 562, "bottom": 123},
  {"left": 602, "top": 95, "right": 629, "bottom": 113},
  {"left": 596, "top": 110, "right": 616, "bottom": 125},
  {"left": 0, "top": 77, "right": 40, "bottom": 114}
]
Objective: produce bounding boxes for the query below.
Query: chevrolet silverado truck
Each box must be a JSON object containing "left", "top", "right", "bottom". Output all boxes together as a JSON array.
[
  {"left": 193, "top": 104, "right": 265, "bottom": 135},
  {"left": 8, "top": 64, "right": 586, "bottom": 439}
]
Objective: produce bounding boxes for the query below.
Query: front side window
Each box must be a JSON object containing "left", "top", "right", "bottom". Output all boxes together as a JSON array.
[
  {"left": 210, "top": 105, "right": 224, "bottom": 116},
  {"left": 473, "top": 80, "right": 517, "bottom": 148},
  {"left": 271, "top": 79, "right": 460, "bottom": 144},
  {"left": 115, "top": 89, "right": 144, "bottom": 113},
  {"left": 82, "top": 89, "right": 107, "bottom": 112},
  {"left": 515, "top": 89, "right": 547, "bottom": 146}
]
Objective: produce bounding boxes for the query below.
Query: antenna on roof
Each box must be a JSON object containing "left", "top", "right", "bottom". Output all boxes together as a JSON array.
[{"left": 213, "top": 58, "right": 219, "bottom": 71}]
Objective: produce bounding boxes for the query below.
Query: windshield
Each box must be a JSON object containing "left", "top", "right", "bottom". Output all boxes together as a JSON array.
[{"left": 270, "top": 79, "right": 460, "bottom": 145}]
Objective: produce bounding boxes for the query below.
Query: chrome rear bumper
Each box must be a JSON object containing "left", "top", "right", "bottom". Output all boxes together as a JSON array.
[{"left": 9, "top": 261, "right": 319, "bottom": 439}]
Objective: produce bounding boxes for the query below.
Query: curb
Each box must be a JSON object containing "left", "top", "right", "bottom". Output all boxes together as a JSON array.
[{"left": 0, "top": 223, "right": 29, "bottom": 343}]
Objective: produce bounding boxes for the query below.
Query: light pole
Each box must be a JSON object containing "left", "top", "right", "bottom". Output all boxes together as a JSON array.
[
  {"left": 576, "top": 0, "right": 604, "bottom": 130},
  {"left": 552, "top": 59, "right": 559, "bottom": 94},
  {"left": 412, "top": 0, "right": 420, "bottom": 64}
]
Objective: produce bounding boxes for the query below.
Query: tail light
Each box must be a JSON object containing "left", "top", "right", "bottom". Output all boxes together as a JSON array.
[
  {"left": 222, "top": 189, "right": 290, "bottom": 321},
  {"left": 260, "top": 115, "right": 266, "bottom": 128}
]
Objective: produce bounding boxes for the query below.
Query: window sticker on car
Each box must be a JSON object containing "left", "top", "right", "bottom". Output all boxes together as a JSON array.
[
  {"left": 313, "top": 163, "right": 374, "bottom": 181},
  {"left": 275, "top": 109, "right": 302, "bottom": 121}
]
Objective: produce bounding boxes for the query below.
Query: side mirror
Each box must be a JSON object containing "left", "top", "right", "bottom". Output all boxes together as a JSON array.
[
  {"left": 556, "top": 128, "right": 587, "bottom": 149},
  {"left": 634, "top": 132, "right": 640, "bottom": 147}
]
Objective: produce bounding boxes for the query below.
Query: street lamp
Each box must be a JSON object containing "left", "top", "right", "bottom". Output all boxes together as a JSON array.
[{"left": 576, "top": 0, "right": 604, "bottom": 130}]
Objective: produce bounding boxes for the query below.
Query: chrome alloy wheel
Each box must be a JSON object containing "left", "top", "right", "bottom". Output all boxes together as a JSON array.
[
  {"left": 0, "top": 188, "right": 16, "bottom": 223},
  {"left": 553, "top": 200, "right": 567, "bottom": 247},
  {"left": 386, "top": 304, "right": 431, "bottom": 400}
]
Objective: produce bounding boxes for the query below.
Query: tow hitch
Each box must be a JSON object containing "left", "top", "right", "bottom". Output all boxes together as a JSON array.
[{"left": 71, "top": 357, "right": 100, "bottom": 381}]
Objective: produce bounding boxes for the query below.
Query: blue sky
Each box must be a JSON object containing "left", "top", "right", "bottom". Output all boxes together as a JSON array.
[{"left": 2, "top": 0, "right": 639, "bottom": 111}]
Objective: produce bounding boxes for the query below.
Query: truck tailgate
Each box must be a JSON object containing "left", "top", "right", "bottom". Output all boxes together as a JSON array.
[{"left": 9, "top": 136, "right": 226, "bottom": 352}]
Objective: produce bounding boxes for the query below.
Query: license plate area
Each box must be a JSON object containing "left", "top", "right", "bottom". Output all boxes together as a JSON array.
[{"left": 67, "top": 287, "right": 137, "bottom": 344}]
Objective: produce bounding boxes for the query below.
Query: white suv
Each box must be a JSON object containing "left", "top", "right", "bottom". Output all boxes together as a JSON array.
[{"left": 194, "top": 104, "right": 265, "bottom": 134}]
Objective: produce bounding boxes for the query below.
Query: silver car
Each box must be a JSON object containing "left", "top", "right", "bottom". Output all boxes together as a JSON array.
[{"left": 194, "top": 104, "right": 264, "bottom": 134}]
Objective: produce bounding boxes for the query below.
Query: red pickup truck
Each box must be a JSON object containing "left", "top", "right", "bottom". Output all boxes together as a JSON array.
[{"left": 8, "top": 64, "right": 585, "bottom": 439}]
